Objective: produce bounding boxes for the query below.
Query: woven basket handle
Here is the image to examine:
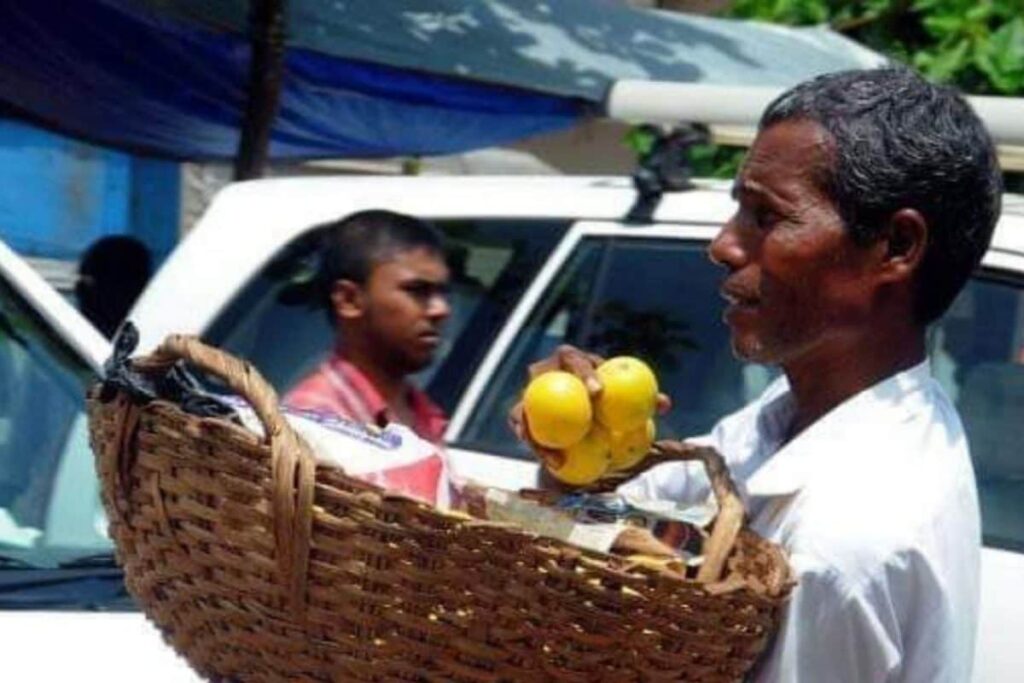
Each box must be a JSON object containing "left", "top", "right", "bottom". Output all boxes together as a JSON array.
[
  {"left": 593, "top": 441, "right": 745, "bottom": 585},
  {"left": 139, "top": 334, "right": 287, "bottom": 439},
  {"left": 138, "top": 335, "right": 316, "bottom": 615}
]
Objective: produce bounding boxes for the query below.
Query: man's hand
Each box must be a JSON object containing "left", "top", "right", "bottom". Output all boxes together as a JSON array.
[
  {"left": 506, "top": 345, "right": 603, "bottom": 470},
  {"left": 507, "top": 345, "right": 672, "bottom": 472},
  {"left": 527, "top": 344, "right": 607, "bottom": 395}
]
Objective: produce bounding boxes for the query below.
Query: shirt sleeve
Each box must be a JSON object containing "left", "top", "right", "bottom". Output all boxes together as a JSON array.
[
  {"left": 615, "top": 434, "right": 715, "bottom": 504},
  {"left": 755, "top": 561, "right": 903, "bottom": 683},
  {"left": 616, "top": 383, "right": 782, "bottom": 505},
  {"left": 757, "top": 546, "right": 960, "bottom": 683}
]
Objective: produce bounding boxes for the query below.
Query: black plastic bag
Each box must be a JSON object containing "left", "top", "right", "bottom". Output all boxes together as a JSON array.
[{"left": 99, "top": 322, "right": 240, "bottom": 423}]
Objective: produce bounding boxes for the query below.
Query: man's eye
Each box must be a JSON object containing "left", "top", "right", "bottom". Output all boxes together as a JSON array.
[{"left": 755, "top": 208, "right": 780, "bottom": 229}]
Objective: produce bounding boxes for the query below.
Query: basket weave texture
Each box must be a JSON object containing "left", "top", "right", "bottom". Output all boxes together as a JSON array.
[{"left": 87, "top": 335, "right": 792, "bottom": 682}]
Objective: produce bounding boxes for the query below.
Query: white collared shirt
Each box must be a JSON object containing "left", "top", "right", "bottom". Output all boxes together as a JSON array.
[{"left": 619, "top": 361, "right": 981, "bottom": 682}]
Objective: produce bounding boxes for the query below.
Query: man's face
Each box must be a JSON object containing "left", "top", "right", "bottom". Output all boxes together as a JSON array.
[
  {"left": 356, "top": 247, "right": 451, "bottom": 374},
  {"left": 708, "top": 119, "right": 877, "bottom": 367}
]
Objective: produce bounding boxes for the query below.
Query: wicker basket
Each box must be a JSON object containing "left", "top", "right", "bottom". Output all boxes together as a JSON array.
[{"left": 87, "top": 335, "right": 792, "bottom": 682}]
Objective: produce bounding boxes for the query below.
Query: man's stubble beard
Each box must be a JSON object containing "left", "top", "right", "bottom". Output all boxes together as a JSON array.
[{"left": 363, "top": 315, "right": 430, "bottom": 378}]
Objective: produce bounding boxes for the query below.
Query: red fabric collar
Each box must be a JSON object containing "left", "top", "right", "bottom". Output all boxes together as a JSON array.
[{"left": 286, "top": 352, "right": 448, "bottom": 444}]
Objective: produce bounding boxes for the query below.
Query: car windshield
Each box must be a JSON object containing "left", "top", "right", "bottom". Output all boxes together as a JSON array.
[{"left": 0, "top": 275, "right": 112, "bottom": 570}]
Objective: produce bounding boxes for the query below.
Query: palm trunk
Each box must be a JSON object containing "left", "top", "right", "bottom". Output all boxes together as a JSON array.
[{"left": 234, "top": 0, "right": 286, "bottom": 181}]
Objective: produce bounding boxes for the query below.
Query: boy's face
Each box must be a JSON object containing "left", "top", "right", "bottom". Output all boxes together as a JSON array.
[{"left": 337, "top": 247, "right": 451, "bottom": 374}]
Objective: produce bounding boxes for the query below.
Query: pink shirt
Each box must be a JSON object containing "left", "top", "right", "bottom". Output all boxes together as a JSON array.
[{"left": 284, "top": 352, "right": 448, "bottom": 444}]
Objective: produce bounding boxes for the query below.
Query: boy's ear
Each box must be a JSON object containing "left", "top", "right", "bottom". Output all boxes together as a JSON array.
[
  {"left": 877, "top": 208, "right": 928, "bottom": 284},
  {"left": 330, "top": 279, "right": 365, "bottom": 321}
]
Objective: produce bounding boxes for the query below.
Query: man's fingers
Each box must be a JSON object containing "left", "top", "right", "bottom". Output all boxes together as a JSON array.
[
  {"left": 510, "top": 406, "right": 566, "bottom": 469},
  {"left": 656, "top": 392, "right": 672, "bottom": 415},
  {"left": 651, "top": 439, "right": 700, "bottom": 460},
  {"left": 556, "top": 346, "right": 602, "bottom": 396},
  {"left": 527, "top": 356, "right": 559, "bottom": 379},
  {"left": 537, "top": 446, "right": 565, "bottom": 470},
  {"left": 527, "top": 345, "right": 603, "bottom": 395}
]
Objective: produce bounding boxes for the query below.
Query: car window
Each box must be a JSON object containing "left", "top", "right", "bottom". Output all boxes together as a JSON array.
[
  {"left": 0, "top": 276, "right": 109, "bottom": 563},
  {"left": 457, "top": 236, "right": 776, "bottom": 458},
  {"left": 931, "top": 273, "right": 1024, "bottom": 553},
  {"left": 203, "top": 220, "right": 568, "bottom": 414}
]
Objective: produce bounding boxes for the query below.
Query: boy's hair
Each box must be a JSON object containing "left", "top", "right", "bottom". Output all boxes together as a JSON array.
[
  {"left": 317, "top": 210, "right": 444, "bottom": 317},
  {"left": 320, "top": 210, "right": 444, "bottom": 285}
]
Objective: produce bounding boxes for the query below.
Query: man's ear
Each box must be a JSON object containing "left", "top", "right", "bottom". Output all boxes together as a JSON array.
[
  {"left": 330, "top": 279, "right": 365, "bottom": 321},
  {"left": 877, "top": 208, "right": 928, "bottom": 284}
]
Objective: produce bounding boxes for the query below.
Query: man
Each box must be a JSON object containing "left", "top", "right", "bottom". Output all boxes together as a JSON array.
[
  {"left": 519, "top": 68, "right": 1002, "bottom": 681},
  {"left": 285, "top": 210, "right": 451, "bottom": 443},
  {"left": 76, "top": 235, "right": 153, "bottom": 338}
]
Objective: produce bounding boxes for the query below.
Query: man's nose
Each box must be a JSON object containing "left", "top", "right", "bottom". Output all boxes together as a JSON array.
[
  {"left": 707, "top": 218, "right": 748, "bottom": 271},
  {"left": 426, "top": 292, "right": 451, "bottom": 321}
]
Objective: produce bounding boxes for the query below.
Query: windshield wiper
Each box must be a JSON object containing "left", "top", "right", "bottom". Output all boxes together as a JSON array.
[
  {"left": 0, "top": 557, "right": 131, "bottom": 610},
  {"left": 58, "top": 552, "right": 119, "bottom": 569},
  {"left": 0, "top": 554, "right": 39, "bottom": 570},
  {"left": 0, "top": 552, "right": 120, "bottom": 571}
]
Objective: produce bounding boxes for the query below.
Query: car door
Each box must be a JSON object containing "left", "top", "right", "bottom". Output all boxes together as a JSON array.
[
  {"left": 0, "top": 238, "right": 197, "bottom": 681},
  {"left": 447, "top": 220, "right": 1024, "bottom": 681}
]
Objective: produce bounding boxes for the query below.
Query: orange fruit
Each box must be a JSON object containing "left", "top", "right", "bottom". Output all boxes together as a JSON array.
[
  {"left": 523, "top": 371, "right": 593, "bottom": 449},
  {"left": 608, "top": 419, "right": 656, "bottom": 471},
  {"left": 548, "top": 424, "right": 611, "bottom": 486},
  {"left": 594, "top": 356, "right": 659, "bottom": 432}
]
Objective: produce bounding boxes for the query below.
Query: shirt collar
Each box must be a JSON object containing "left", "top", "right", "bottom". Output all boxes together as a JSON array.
[
  {"left": 743, "top": 360, "right": 932, "bottom": 498},
  {"left": 329, "top": 352, "right": 447, "bottom": 440},
  {"left": 327, "top": 353, "right": 390, "bottom": 423}
]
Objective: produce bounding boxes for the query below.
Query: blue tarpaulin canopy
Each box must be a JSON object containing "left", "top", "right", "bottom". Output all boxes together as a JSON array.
[{"left": 0, "top": 0, "right": 884, "bottom": 160}]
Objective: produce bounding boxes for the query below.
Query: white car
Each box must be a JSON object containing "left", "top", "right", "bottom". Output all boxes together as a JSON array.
[
  {"left": 0, "top": 238, "right": 196, "bottom": 680},
  {"left": 2, "top": 175, "right": 1023, "bottom": 681}
]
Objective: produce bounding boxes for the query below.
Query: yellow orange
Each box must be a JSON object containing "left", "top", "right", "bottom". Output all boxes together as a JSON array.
[
  {"left": 608, "top": 419, "right": 656, "bottom": 471},
  {"left": 594, "top": 356, "right": 659, "bottom": 432},
  {"left": 523, "top": 371, "right": 593, "bottom": 449},
  {"left": 548, "top": 424, "right": 612, "bottom": 486}
]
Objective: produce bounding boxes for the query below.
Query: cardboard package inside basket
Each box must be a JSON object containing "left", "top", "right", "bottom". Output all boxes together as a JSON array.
[
  {"left": 454, "top": 482, "right": 719, "bottom": 575},
  {"left": 231, "top": 397, "right": 453, "bottom": 508},
  {"left": 238, "top": 390, "right": 721, "bottom": 577}
]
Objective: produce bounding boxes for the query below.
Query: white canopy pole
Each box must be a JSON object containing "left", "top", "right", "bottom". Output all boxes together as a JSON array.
[
  {"left": 605, "top": 80, "right": 1024, "bottom": 147},
  {"left": 969, "top": 96, "right": 1024, "bottom": 147},
  {"left": 605, "top": 81, "right": 779, "bottom": 128}
]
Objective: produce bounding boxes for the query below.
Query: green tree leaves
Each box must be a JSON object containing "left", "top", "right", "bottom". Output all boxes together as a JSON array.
[
  {"left": 623, "top": 1, "right": 1023, "bottom": 181},
  {"left": 727, "top": 0, "right": 1024, "bottom": 96}
]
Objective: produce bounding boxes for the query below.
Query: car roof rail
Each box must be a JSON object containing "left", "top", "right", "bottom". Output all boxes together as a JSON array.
[
  {"left": 605, "top": 80, "right": 1024, "bottom": 171},
  {"left": 624, "top": 123, "right": 709, "bottom": 225}
]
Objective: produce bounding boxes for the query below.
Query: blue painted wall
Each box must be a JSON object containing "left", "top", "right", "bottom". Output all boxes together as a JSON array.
[{"left": 0, "top": 118, "right": 179, "bottom": 263}]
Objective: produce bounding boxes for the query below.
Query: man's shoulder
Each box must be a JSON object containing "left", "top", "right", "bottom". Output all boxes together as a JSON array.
[{"left": 283, "top": 364, "right": 347, "bottom": 415}]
